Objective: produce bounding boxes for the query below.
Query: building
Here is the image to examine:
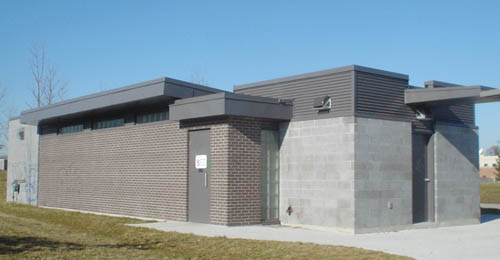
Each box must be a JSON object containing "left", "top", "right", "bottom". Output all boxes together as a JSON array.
[
  {"left": 480, "top": 154, "right": 498, "bottom": 169},
  {"left": 0, "top": 156, "right": 7, "bottom": 171},
  {"left": 480, "top": 168, "right": 497, "bottom": 183},
  {"left": 7, "top": 65, "right": 500, "bottom": 233},
  {"left": 479, "top": 152, "right": 498, "bottom": 182}
]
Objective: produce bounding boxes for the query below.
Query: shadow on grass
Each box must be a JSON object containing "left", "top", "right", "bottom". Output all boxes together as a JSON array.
[
  {"left": 0, "top": 236, "right": 157, "bottom": 255},
  {"left": 0, "top": 236, "right": 84, "bottom": 254}
]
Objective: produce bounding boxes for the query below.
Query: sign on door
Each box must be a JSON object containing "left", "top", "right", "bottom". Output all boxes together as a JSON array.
[{"left": 195, "top": 155, "right": 207, "bottom": 169}]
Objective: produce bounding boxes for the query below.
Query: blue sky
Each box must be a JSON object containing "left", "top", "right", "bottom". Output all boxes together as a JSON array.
[{"left": 0, "top": 0, "right": 499, "bottom": 149}]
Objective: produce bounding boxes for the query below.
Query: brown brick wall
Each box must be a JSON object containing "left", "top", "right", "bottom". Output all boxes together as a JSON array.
[
  {"left": 181, "top": 117, "right": 232, "bottom": 224},
  {"left": 181, "top": 116, "right": 278, "bottom": 225},
  {"left": 38, "top": 121, "right": 189, "bottom": 220},
  {"left": 39, "top": 116, "right": 278, "bottom": 225},
  {"left": 227, "top": 118, "right": 274, "bottom": 225}
]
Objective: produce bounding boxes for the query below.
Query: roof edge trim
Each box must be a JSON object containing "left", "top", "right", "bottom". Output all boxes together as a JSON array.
[{"left": 21, "top": 77, "right": 220, "bottom": 116}]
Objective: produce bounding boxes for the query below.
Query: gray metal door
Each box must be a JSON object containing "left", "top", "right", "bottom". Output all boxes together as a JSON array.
[
  {"left": 412, "top": 134, "right": 435, "bottom": 223},
  {"left": 188, "top": 129, "right": 211, "bottom": 223}
]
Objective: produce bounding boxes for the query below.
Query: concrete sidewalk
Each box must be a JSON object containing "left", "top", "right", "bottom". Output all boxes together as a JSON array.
[
  {"left": 131, "top": 214, "right": 500, "bottom": 260},
  {"left": 481, "top": 203, "right": 500, "bottom": 210}
]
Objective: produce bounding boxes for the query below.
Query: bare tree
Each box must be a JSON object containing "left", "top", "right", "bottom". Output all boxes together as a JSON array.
[
  {"left": 0, "top": 86, "right": 5, "bottom": 104},
  {"left": 42, "top": 66, "right": 67, "bottom": 104},
  {"left": 28, "top": 44, "right": 67, "bottom": 107},
  {"left": 189, "top": 72, "right": 210, "bottom": 86}
]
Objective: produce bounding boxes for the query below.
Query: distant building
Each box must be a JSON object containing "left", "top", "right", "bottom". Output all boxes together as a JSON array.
[
  {"left": 479, "top": 151, "right": 498, "bottom": 182},
  {"left": 480, "top": 168, "right": 497, "bottom": 183},
  {"left": 480, "top": 154, "right": 498, "bottom": 169},
  {"left": 480, "top": 145, "right": 498, "bottom": 155},
  {"left": 0, "top": 156, "right": 7, "bottom": 171}
]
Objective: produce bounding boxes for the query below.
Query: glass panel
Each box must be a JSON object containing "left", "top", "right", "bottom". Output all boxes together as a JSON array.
[
  {"left": 261, "top": 130, "right": 280, "bottom": 222},
  {"left": 137, "top": 111, "right": 169, "bottom": 124},
  {"left": 94, "top": 118, "right": 124, "bottom": 129},
  {"left": 60, "top": 124, "right": 84, "bottom": 134}
]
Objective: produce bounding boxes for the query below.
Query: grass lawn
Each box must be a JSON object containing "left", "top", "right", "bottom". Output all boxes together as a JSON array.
[
  {"left": 0, "top": 171, "right": 413, "bottom": 260},
  {"left": 480, "top": 183, "right": 500, "bottom": 204}
]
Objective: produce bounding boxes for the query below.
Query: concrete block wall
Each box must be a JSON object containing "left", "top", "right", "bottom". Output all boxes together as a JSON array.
[
  {"left": 6, "top": 118, "right": 39, "bottom": 205},
  {"left": 354, "top": 118, "right": 412, "bottom": 232},
  {"left": 279, "top": 117, "right": 356, "bottom": 231},
  {"left": 434, "top": 122, "right": 480, "bottom": 223}
]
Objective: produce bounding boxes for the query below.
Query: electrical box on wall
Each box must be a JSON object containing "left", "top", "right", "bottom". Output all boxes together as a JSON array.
[{"left": 313, "top": 96, "right": 332, "bottom": 111}]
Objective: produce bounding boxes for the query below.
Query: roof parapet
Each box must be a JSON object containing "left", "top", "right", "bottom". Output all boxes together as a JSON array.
[
  {"left": 170, "top": 92, "right": 293, "bottom": 121},
  {"left": 234, "top": 65, "right": 409, "bottom": 91}
]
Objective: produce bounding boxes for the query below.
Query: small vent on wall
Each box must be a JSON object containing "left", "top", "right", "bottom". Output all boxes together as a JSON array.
[
  {"left": 18, "top": 128, "right": 25, "bottom": 140},
  {"left": 313, "top": 96, "right": 332, "bottom": 111}
]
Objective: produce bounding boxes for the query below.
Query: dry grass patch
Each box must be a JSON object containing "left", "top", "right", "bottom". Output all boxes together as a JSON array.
[
  {"left": 0, "top": 171, "right": 413, "bottom": 260},
  {"left": 481, "top": 183, "right": 500, "bottom": 204}
]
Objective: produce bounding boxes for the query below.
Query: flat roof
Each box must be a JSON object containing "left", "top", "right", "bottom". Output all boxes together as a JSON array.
[
  {"left": 405, "top": 85, "right": 500, "bottom": 106},
  {"left": 234, "top": 65, "right": 409, "bottom": 91},
  {"left": 170, "top": 92, "right": 293, "bottom": 121},
  {"left": 424, "top": 80, "right": 463, "bottom": 88},
  {"left": 20, "top": 77, "right": 223, "bottom": 125}
]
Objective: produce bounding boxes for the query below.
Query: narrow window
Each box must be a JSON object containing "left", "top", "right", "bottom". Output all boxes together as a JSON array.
[
  {"left": 261, "top": 130, "right": 280, "bottom": 223},
  {"left": 59, "top": 124, "right": 84, "bottom": 134},
  {"left": 94, "top": 118, "right": 125, "bottom": 129},
  {"left": 136, "top": 111, "right": 169, "bottom": 124}
]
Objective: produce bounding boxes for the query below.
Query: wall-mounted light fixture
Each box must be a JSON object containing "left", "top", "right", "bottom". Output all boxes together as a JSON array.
[
  {"left": 313, "top": 96, "right": 332, "bottom": 111},
  {"left": 415, "top": 108, "right": 432, "bottom": 121}
]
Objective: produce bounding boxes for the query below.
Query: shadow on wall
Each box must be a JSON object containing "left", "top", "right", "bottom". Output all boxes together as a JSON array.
[
  {"left": 437, "top": 122, "right": 479, "bottom": 169},
  {"left": 433, "top": 104, "right": 474, "bottom": 126}
]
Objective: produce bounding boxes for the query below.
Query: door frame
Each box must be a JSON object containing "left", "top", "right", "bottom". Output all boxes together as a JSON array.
[{"left": 412, "top": 132, "right": 435, "bottom": 223}]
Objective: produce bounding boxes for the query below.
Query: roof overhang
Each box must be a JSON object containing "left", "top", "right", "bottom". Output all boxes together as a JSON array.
[
  {"left": 20, "top": 77, "right": 221, "bottom": 125},
  {"left": 170, "top": 92, "right": 293, "bottom": 121},
  {"left": 405, "top": 86, "right": 500, "bottom": 106}
]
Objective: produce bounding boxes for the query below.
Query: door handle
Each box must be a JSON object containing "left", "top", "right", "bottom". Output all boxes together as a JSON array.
[
  {"left": 204, "top": 172, "right": 208, "bottom": 187},
  {"left": 425, "top": 178, "right": 431, "bottom": 182}
]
